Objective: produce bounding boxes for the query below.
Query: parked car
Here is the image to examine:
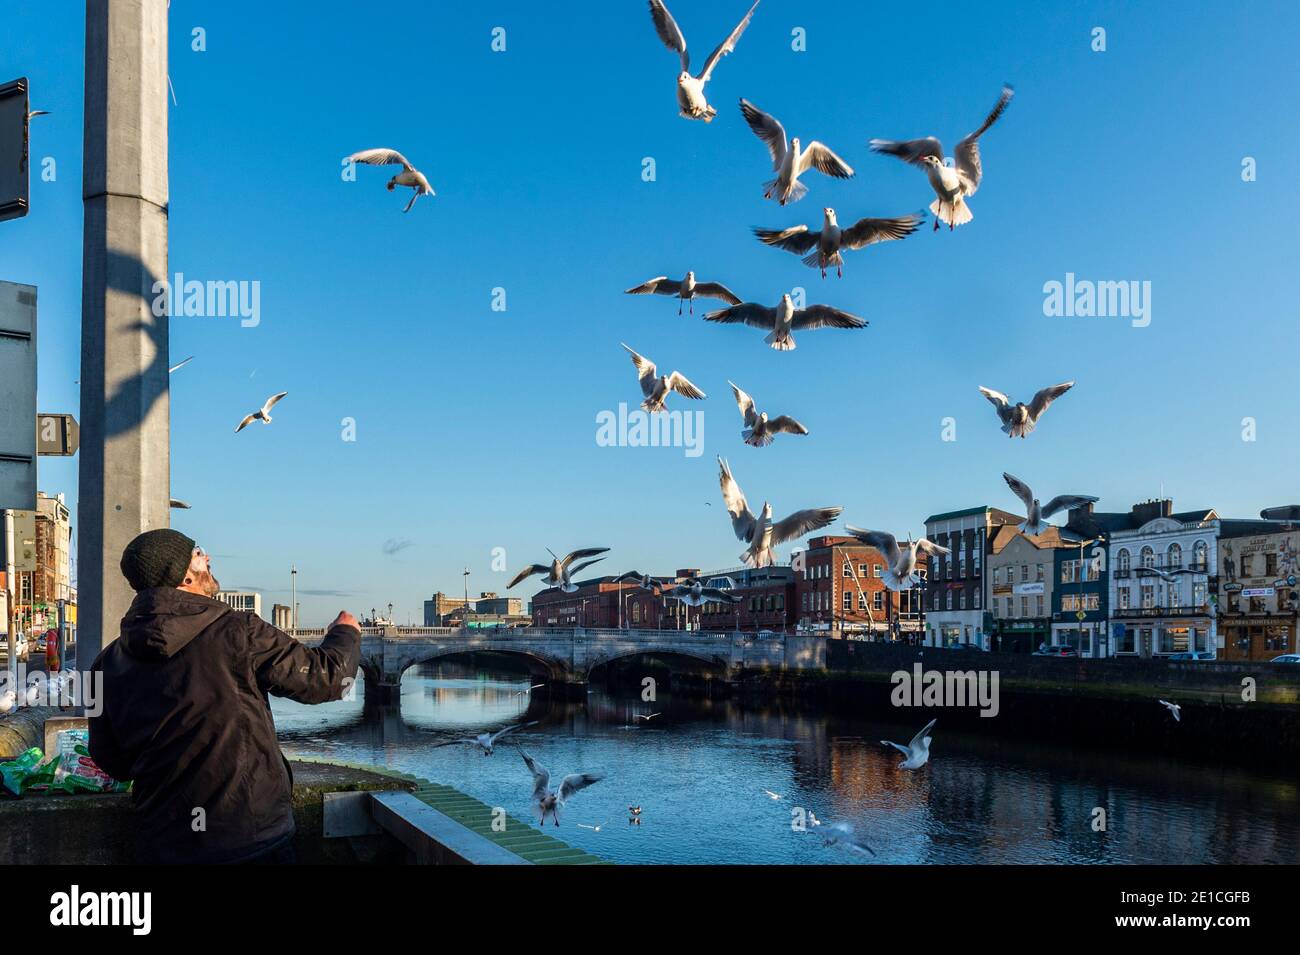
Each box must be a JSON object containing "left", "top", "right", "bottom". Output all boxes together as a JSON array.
[
  {"left": 1167, "top": 651, "right": 1216, "bottom": 661},
  {"left": 1032, "top": 645, "right": 1078, "bottom": 657},
  {"left": 1270, "top": 653, "right": 1300, "bottom": 664}
]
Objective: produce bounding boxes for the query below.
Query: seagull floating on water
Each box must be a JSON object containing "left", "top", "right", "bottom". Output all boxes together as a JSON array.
[
  {"left": 719, "top": 457, "right": 841, "bottom": 568},
  {"left": 753, "top": 208, "right": 923, "bottom": 278},
  {"left": 624, "top": 272, "right": 742, "bottom": 315},
  {"left": 519, "top": 748, "right": 604, "bottom": 827},
  {"left": 705, "top": 293, "right": 865, "bottom": 351},
  {"left": 1159, "top": 699, "right": 1182, "bottom": 722},
  {"left": 434, "top": 720, "right": 537, "bottom": 756},
  {"left": 1001, "top": 473, "right": 1099, "bottom": 536},
  {"left": 882, "top": 718, "right": 938, "bottom": 770},
  {"left": 762, "top": 789, "right": 782, "bottom": 801},
  {"left": 235, "top": 392, "right": 287, "bottom": 433},
  {"left": 508, "top": 547, "right": 610, "bottom": 593},
  {"left": 622, "top": 344, "right": 706, "bottom": 413},
  {"left": 647, "top": 0, "right": 759, "bottom": 122},
  {"left": 979, "top": 380, "right": 1074, "bottom": 439},
  {"left": 845, "top": 527, "right": 949, "bottom": 591},
  {"left": 345, "top": 148, "right": 435, "bottom": 212},
  {"left": 870, "top": 85, "right": 1014, "bottom": 230},
  {"left": 729, "top": 380, "right": 808, "bottom": 447},
  {"left": 740, "top": 99, "right": 854, "bottom": 205}
]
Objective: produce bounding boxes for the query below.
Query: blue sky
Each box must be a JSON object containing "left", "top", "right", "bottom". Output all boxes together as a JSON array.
[{"left": 3, "top": 1, "right": 1298, "bottom": 625}]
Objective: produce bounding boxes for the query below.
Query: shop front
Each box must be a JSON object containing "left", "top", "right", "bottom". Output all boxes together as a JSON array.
[
  {"left": 990, "top": 618, "right": 1050, "bottom": 654},
  {"left": 1220, "top": 614, "right": 1294, "bottom": 661}
]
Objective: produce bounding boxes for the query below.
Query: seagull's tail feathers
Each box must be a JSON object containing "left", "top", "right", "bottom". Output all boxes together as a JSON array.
[
  {"left": 742, "top": 428, "right": 772, "bottom": 447},
  {"left": 802, "top": 249, "right": 840, "bottom": 270},
  {"left": 931, "top": 197, "right": 973, "bottom": 227},
  {"left": 640, "top": 397, "right": 664, "bottom": 414},
  {"left": 764, "top": 330, "right": 796, "bottom": 351},
  {"left": 880, "top": 568, "right": 907, "bottom": 591},
  {"left": 765, "top": 177, "right": 807, "bottom": 205}
]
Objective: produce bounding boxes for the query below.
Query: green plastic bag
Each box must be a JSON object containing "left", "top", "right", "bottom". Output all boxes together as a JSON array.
[{"left": 0, "top": 747, "right": 56, "bottom": 796}]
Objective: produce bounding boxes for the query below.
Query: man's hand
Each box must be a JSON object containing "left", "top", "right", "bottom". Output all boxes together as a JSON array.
[{"left": 330, "top": 611, "right": 360, "bottom": 630}]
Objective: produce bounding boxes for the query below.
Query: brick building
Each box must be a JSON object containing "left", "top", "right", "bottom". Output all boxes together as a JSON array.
[
  {"left": 924, "top": 506, "right": 1023, "bottom": 648},
  {"left": 793, "top": 535, "right": 926, "bottom": 638}
]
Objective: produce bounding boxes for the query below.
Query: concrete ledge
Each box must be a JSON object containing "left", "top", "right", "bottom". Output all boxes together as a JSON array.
[{"left": 370, "top": 792, "right": 532, "bottom": 865}]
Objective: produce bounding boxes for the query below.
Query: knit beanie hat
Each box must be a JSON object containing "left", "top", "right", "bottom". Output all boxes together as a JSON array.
[{"left": 120, "top": 528, "right": 197, "bottom": 592}]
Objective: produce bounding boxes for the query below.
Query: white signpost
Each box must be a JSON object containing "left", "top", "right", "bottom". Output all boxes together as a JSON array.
[{"left": 0, "top": 280, "right": 36, "bottom": 674}]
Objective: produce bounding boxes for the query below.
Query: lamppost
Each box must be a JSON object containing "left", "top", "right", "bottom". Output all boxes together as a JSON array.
[{"left": 290, "top": 564, "right": 297, "bottom": 633}]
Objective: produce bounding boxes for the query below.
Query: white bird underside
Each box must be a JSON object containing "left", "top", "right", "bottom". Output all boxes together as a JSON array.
[
  {"left": 235, "top": 391, "right": 287, "bottom": 433},
  {"left": 649, "top": 1, "right": 760, "bottom": 121},
  {"left": 740, "top": 99, "right": 854, "bottom": 205}
]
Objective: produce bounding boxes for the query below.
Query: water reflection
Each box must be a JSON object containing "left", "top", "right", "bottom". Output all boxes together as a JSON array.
[{"left": 272, "top": 660, "right": 1300, "bottom": 864}]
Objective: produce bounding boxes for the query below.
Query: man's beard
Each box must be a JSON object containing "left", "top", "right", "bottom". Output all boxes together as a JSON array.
[{"left": 195, "top": 571, "right": 221, "bottom": 598}]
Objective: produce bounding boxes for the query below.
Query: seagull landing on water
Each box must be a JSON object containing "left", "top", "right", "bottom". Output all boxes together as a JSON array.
[
  {"left": 235, "top": 392, "right": 287, "bottom": 433},
  {"left": 740, "top": 99, "right": 854, "bottom": 205},
  {"left": 704, "top": 293, "right": 865, "bottom": 351},
  {"left": 845, "top": 527, "right": 949, "bottom": 592},
  {"left": 870, "top": 85, "right": 1014, "bottom": 230},
  {"left": 519, "top": 748, "right": 604, "bottom": 827},
  {"left": 821, "top": 821, "right": 876, "bottom": 857},
  {"left": 624, "top": 272, "right": 742, "bottom": 315},
  {"left": 434, "top": 720, "right": 538, "bottom": 756},
  {"left": 507, "top": 547, "right": 610, "bottom": 593},
  {"left": 1159, "top": 700, "right": 1182, "bottom": 722},
  {"left": 719, "top": 457, "right": 841, "bottom": 568},
  {"left": 1001, "top": 473, "right": 1099, "bottom": 536},
  {"left": 344, "top": 148, "right": 435, "bottom": 212},
  {"left": 882, "top": 718, "right": 938, "bottom": 770},
  {"left": 753, "top": 208, "right": 924, "bottom": 279},
  {"left": 979, "top": 381, "right": 1074, "bottom": 439},
  {"left": 665, "top": 579, "right": 741, "bottom": 607},
  {"left": 729, "top": 380, "right": 808, "bottom": 447},
  {"left": 622, "top": 343, "right": 706, "bottom": 413},
  {"left": 647, "top": 0, "right": 759, "bottom": 123}
]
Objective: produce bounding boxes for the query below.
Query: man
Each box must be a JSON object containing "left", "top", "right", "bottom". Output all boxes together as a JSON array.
[{"left": 88, "top": 528, "right": 360, "bottom": 864}]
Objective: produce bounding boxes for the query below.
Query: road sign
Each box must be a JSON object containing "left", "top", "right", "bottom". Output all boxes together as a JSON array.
[
  {"left": 9, "top": 509, "right": 36, "bottom": 572},
  {"left": 1075, "top": 610, "right": 1087, "bottom": 621},
  {"left": 0, "top": 78, "right": 31, "bottom": 222},
  {"left": 0, "top": 281, "right": 37, "bottom": 509},
  {"left": 37, "top": 413, "right": 78, "bottom": 456}
]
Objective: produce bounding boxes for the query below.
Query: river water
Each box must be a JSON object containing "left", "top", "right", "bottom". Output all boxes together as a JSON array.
[{"left": 271, "top": 661, "right": 1300, "bottom": 865}]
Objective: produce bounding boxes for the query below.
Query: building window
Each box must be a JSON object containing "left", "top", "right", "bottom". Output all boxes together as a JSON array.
[
  {"left": 1021, "top": 565, "right": 1029, "bottom": 582},
  {"left": 842, "top": 591, "right": 852, "bottom": 611},
  {"left": 946, "top": 591, "right": 953, "bottom": 610},
  {"left": 974, "top": 588, "right": 980, "bottom": 609},
  {"left": 1167, "top": 543, "right": 1182, "bottom": 569},
  {"left": 872, "top": 592, "right": 883, "bottom": 612},
  {"left": 873, "top": 564, "right": 882, "bottom": 578},
  {"left": 1117, "top": 548, "right": 1131, "bottom": 573},
  {"left": 1141, "top": 546, "right": 1155, "bottom": 569},
  {"left": 959, "top": 592, "right": 967, "bottom": 610},
  {"left": 1036, "top": 595, "right": 1045, "bottom": 616},
  {"left": 843, "top": 562, "right": 852, "bottom": 578},
  {"left": 1036, "top": 563, "right": 1045, "bottom": 582},
  {"left": 1140, "top": 584, "right": 1154, "bottom": 608},
  {"left": 1192, "top": 540, "right": 1208, "bottom": 571},
  {"left": 859, "top": 563, "right": 868, "bottom": 576}
]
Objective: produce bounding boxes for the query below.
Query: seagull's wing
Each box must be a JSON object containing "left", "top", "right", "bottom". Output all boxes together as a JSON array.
[
  {"left": 614, "top": 570, "right": 646, "bottom": 583},
  {"left": 168, "top": 355, "right": 194, "bottom": 373},
  {"left": 507, "top": 564, "right": 551, "bottom": 588},
  {"left": 234, "top": 413, "right": 257, "bottom": 433},
  {"left": 1002, "top": 472, "right": 1036, "bottom": 513},
  {"left": 766, "top": 415, "right": 808, "bottom": 436},
  {"left": 622, "top": 343, "right": 657, "bottom": 396},
  {"left": 625, "top": 276, "right": 682, "bottom": 297},
  {"left": 790, "top": 305, "right": 866, "bottom": 330},
  {"left": 718, "top": 457, "right": 757, "bottom": 542},
  {"left": 729, "top": 380, "right": 758, "bottom": 427},
  {"left": 697, "top": 0, "right": 759, "bottom": 82},
  {"left": 666, "top": 371, "right": 706, "bottom": 400},
  {"left": 954, "top": 85, "right": 1014, "bottom": 195},
  {"left": 346, "top": 148, "right": 414, "bottom": 171},
  {"left": 489, "top": 721, "right": 538, "bottom": 745},
  {"left": 648, "top": 0, "right": 690, "bottom": 73},
  {"left": 797, "top": 142, "right": 854, "bottom": 179},
  {"left": 558, "top": 773, "right": 605, "bottom": 802},
  {"left": 262, "top": 391, "right": 288, "bottom": 414},
  {"left": 1027, "top": 380, "right": 1075, "bottom": 421},
  {"left": 560, "top": 547, "right": 611, "bottom": 569},
  {"left": 693, "top": 282, "right": 742, "bottom": 305},
  {"left": 868, "top": 136, "right": 944, "bottom": 168},
  {"left": 700, "top": 588, "right": 741, "bottom": 603},
  {"left": 840, "top": 213, "right": 924, "bottom": 249},
  {"left": 519, "top": 750, "right": 551, "bottom": 799},
  {"left": 432, "top": 737, "right": 477, "bottom": 748},
  {"left": 703, "top": 302, "right": 779, "bottom": 329},
  {"left": 752, "top": 224, "right": 819, "bottom": 254},
  {"left": 1041, "top": 494, "right": 1100, "bottom": 519},
  {"left": 908, "top": 717, "right": 938, "bottom": 750},
  {"left": 979, "top": 386, "right": 1012, "bottom": 422},
  {"left": 772, "top": 506, "right": 843, "bottom": 545},
  {"left": 844, "top": 527, "right": 901, "bottom": 566},
  {"left": 881, "top": 739, "right": 910, "bottom": 756},
  {"left": 740, "top": 99, "right": 788, "bottom": 170},
  {"left": 567, "top": 556, "right": 606, "bottom": 577},
  {"left": 916, "top": 537, "right": 951, "bottom": 557},
  {"left": 169, "top": 499, "right": 191, "bottom": 509}
]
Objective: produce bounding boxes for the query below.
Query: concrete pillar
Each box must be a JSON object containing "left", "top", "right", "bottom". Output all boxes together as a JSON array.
[{"left": 77, "top": 0, "right": 169, "bottom": 671}]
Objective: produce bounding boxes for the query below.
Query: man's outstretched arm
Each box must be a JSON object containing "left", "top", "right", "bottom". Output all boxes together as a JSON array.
[{"left": 250, "top": 611, "right": 361, "bottom": 704}]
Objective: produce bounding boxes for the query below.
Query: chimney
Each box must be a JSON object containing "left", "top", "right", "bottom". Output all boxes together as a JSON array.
[{"left": 1131, "top": 498, "right": 1173, "bottom": 524}]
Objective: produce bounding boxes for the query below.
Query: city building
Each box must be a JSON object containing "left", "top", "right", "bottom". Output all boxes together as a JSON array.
[
  {"left": 272, "top": 603, "right": 292, "bottom": 631},
  {"left": 988, "top": 525, "right": 1079, "bottom": 653},
  {"left": 215, "top": 590, "right": 262, "bottom": 618},
  {"left": 1, "top": 492, "right": 75, "bottom": 634},
  {"left": 1050, "top": 503, "right": 1137, "bottom": 657},
  {"left": 423, "top": 591, "right": 470, "bottom": 626},
  {"left": 1216, "top": 522, "right": 1299, "bottom": 661},
  {"left": 924, "top": 506, "right": 1023, "bottom": 648},
  {"left": 696, "top": 565, "right": 796, "bottom": 632},
  {"left": 793, "top": 536, "right": 925, "bottom": 638}
]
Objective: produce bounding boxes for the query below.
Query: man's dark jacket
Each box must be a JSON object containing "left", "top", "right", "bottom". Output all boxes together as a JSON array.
[{"left": 88, "top": 588, "right": 360, "bottom": 864}]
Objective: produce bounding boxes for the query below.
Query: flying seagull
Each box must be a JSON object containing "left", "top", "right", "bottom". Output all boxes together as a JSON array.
[
  {"left": 664, "top": 579, "right": 741, "bottom": 607},
  {"left": 507, "top": 547, "right": 610, "bottom": 593},
  {"left": 634, "top": 712, "right": 663, "bottom": 722},
  {"left": 513, "top": 683, "right": 547, "bottom": 698},
  {"left": 519, "top": 748, "right": 604, "bottom": 827},
  {"left": 821, "top": 821, "right": 876, "bottom": 857},
  {"left": 870, "top": 85, "right": 1014, "bottom": 230},
  {"left": 647, "top": 0, "right": 759, "bottom": 122},
  {"left": 168, "top": 355, "right": 194, "bottom": 374},
  {"left": 614, "top": 570, "right": 662, "bottom": 593},
  {"left": 235, "top": 392, "right": 287, "bottom": 433},
  {"left": 1159, "top": 699, "right": 1182, "bottom": 722},
  {"left": 624, "top": 272, "right": 742, "bottom": 315},
  {"left": 979, "top": 381, "right": 1074, "bottom": 438},
  {"left": 753, "top": 208, "right": 924, "bottom": 278},
  {"left": 845, "top": 527, "right": 949, "bottom": 591},
  {"left": 719, "top": 456, "right": 841, "bottom": 567},
  {"left": 881, "top": 718, "right": 938, "bottom": 770},
  {"left": 344, "top": 148, "right": 435, "bottom": 212},
  {"left": 740, "top": 99, "right": 854, "bottom": 205},
  {"left": 704, "top": 293, "right": 865, "bottom": 351},
  {"left": 762, "top": 789, "right": 782, "bottom": 800},
  {"left": 622, "top": 343, "right": 706, "bottom": 413},
  {"left": 27, "top": 109, "right": 49, "bottom": 121},
  {"left": 434, "top": 720, "right": 538, "bottom": 756},
  {"left": 729, "top": 380, "right": 808, "bottom": 446},
  {"left": 169, "top": 499, "right": 191, "bottom": 510},
  {"left": 1001, "top": 473, "right": 1099, "bottom": 536}
]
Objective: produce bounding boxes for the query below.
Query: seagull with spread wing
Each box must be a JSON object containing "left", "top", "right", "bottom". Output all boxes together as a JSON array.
[
  {"left": 704, "top": 293, "right": 865, "bottom": 351},
  {"left": 434, "top": 721, "right": 538, "bottom": 757},
  {"left": 614, "top": 570, "right": 663, "bottom": 593},
  {"left": 845, "top": 527, "right": 949, "bottom": 591},
  {"left": 624, "top": 272, "right": 743, "bottom": 315},
  {"left": 1159, "top": 700, "right": 1182, "bottom": 723},
  {"left": 664, "top": 579, "right": 741, "bottom": 607},
  {"left": 740, "top": 99, "right": 854, "bottom": 205},
  {"left": 870, "top": 85, "right": 1014, "bottom": 230},
  {"left": 344, "top": 148, "right": 435, "bottom": 212},
  {"left": 882, "top": 718, "right": 938, "bottom": 770},
  {"left": 647, "top": 0, "right": 759, "bottom": 122},
  {"left": 1001, "top": 473, "right": 1099, "bottom": 536},
  {"left": 622, "top": 343, "right": 707, "bottom": 413},
  {"left": 519, "top": 748, "right": 604, "bottom": 827},
  {"left": 979, "top": 380, "right": 1074, "bottom": 439},
  {"left": 728, "top": 380, "right": 808, "bottom": 447},
  {"left": 235, "top": 392, "right": 287, "bottom": 433},
  {"left": 168, "top": 355, "right": 194, "bottom": 374},
  {"left": 508, "top": 547, "right": 610, "bottom": 593},
  {"left": 719, "top": 457, "right": 842, "bottom": 568},
  {"left": 753, "top": 207, "right": 924, "bottom": 278}
]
